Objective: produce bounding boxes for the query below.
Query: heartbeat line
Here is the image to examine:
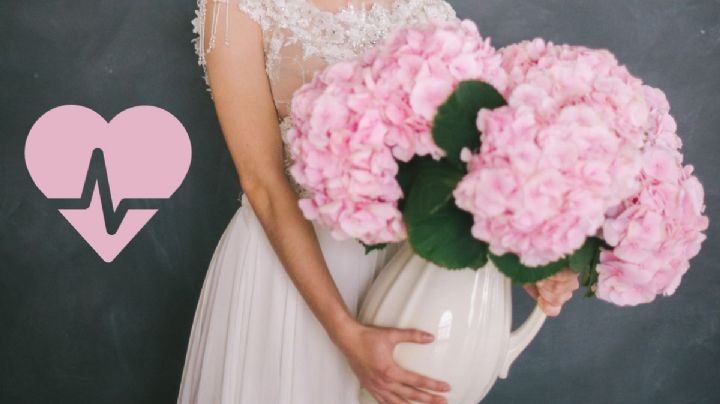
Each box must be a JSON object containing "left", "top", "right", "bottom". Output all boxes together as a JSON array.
[{"left": 49, "top": 148, "right": 165, "bottom": 235}]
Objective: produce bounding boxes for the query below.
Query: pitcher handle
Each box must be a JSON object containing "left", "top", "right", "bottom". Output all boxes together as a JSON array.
[{"left": 497, "top": 303, "right": 547, "bottom": 379}]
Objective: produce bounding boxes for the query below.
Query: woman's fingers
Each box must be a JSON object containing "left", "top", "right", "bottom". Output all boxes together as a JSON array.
[
  {"left": 539, "top": 272, "right": 579, "bottom": 299},
  {"left": 538, "top": 298, "right": 562, "bottom": 316},
  {"left": 394, "top": 367, "right": 451, "bottom": 393},
  {"left": 523, "top": 283, "right": 540, "bottom": 300},
  {"left": 529, "top": 269, "right": 580, "bottom": 316},
  {"left": 387, "top": 382, "right": 447, "bottom": 404},
  {"left": 390, "top": 328, "right": 435, "bottom": 344},
  {"left": 554, "top": 270, "right": 580, "bottom": 291},
  {"left": 363, "top": 328, "right": 451, "bottom": 403},
  {"left": 538, "top": 286, "right": 570, "bottom": 306},
  {"left": 375, "top": 389, "right": 407, "bottom": 404},
  {"left": 524, "top": 283, "right": 562, "bottom": 316},
  {"left": 551, "top": 268, "right": 577, "bottom": 280},
  {"left": 538, "top": 277, "right": 576, "bottom": 295}
]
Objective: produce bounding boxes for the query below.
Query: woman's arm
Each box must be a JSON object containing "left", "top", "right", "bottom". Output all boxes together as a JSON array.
[{"left": 200, "top": 3, "right": 449, "bottom": 403}]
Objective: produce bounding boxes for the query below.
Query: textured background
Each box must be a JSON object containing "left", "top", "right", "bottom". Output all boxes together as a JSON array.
[{"left": 0, "top": 0, "right": 718, "bottom": 403}]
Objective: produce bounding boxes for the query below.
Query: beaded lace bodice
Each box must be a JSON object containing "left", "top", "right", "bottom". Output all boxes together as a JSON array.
[{"left": 191, "top": 0, "right": 458, "bottom": 196}]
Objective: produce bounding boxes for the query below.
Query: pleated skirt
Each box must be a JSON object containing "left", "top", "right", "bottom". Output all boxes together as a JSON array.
[{"left": 177, "top": 193, "right": 401, "bottom": 403}]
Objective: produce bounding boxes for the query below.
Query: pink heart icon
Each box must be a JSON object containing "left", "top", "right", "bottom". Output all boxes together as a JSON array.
[{"left": 25, "top": 105, "right": 192, "bottom": 262}]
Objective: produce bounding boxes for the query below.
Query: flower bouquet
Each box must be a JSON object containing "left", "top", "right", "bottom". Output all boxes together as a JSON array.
[{"left": 286, "top": 19, "right": 709, "bottom": 403}]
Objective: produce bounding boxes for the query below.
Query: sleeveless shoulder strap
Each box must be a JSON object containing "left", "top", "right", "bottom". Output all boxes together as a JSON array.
[{"left": 191, "top": 0, "right": 276, "bottom": 68}]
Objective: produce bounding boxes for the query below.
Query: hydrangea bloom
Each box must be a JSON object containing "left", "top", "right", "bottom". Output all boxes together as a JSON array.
[
  {"left": 453, "top": 39, "right": 652, "bottom": 266},
  {"left": 286, "top": 19, "right": 507, "bottom": 244},
  {"left": 594, "top": 85, "right": 709, "bottom": 306}
]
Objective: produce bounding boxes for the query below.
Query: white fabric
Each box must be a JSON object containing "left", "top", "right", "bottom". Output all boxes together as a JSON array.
[
  {"left": 178, "top": 1, "right": 457, "bottom": 403},
  {"left": 177, "top": 194, "right": 400, "bottom": 403}
]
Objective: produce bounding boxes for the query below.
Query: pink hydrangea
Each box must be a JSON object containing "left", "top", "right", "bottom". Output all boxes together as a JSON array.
[
  {"left": 453, "top": 39, "right": 652, "bottom": 266},
  {"left": 594, "top": 85, "right": 709, "bottom": 306},
  {"left": 287, "top": 19, "right": 507, "bottom": 244}
]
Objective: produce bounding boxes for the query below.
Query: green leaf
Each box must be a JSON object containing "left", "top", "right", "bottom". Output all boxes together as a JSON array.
[
  {"left": 359, "top": 241, "right": 387, "bottom": 255},
  {"left": 432, "top": 80, "right": 506, "bottom": 168},
  {"left": 489, "top": 252, "right": 569, "bottom": 284},
  {"left": 401, "top": 158, "right": 465, "bottom": 218},
  {"left": 406, "top": 202, "right": 489, "bottom": 269},
  {"left": 577, "top": 237, "right": 611, "bottom": 298},
  {"left": 581, "top": 268, "right": 599, "bottom": 298},
  {"left": 568, "top": 237, "right": 603, "bottom": 274},
  {"left": 396, "top": 156, "right": 428, "bottom": 212},
  {"left": 400, "top": 157, "right": 488, "bottom": 269}
]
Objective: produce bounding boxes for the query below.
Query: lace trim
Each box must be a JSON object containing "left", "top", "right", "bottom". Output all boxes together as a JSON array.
[{"left": 256, "top": 0, "right": 457, "bottom": 79}]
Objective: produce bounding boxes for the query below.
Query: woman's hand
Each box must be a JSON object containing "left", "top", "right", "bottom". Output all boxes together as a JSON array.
[
  {"left": 523, "top": 268, "right": 580, "bottom": 317},
  {"left": 334, "top": 321, "right": 451, "bottom": 404}
]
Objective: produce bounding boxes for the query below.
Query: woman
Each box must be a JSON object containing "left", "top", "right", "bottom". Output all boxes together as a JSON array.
[{"left": 177, "top": 1, "right": 580, "bottom": 403}]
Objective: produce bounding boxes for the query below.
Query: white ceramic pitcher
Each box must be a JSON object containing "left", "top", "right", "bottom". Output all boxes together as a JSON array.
[{"left": 358, "top": 242, "right": 547, "bottom": 404}]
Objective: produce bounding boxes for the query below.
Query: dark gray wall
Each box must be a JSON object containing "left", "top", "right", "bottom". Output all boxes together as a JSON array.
[{"left": 0, "top": 1, "right": 717, "bottom": 403}]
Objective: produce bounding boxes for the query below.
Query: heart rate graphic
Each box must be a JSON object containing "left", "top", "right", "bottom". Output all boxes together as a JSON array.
[
  {"left": 25, "top": 105, "right": 192, "bottom": 262},
  {"left": 50, "top": 148, "right": 166, "bottom": 235}
]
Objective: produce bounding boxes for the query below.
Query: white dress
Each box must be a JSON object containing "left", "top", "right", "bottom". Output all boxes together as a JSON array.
[{"left": 177, "top": 1, "right": 458, "bottom": 403}]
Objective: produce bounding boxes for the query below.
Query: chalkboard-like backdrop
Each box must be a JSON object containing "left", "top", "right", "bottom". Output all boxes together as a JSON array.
[{"left": 0, "top": 1, "right": 717, "bottom": 403}]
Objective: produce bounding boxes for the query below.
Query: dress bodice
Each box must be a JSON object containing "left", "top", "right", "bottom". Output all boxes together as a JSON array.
[{"left": 191, "top": 0, "right": 458, "bottom": 196}]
